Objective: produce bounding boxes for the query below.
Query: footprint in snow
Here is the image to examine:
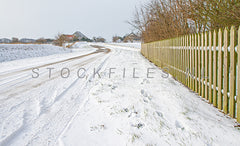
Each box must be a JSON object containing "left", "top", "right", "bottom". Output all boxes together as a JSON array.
[
  {"left": 90, "top": 124, "right": 106, "bottom": 132},
  {"left": 141, "top": 89, "right": 152, "bottom": 101},
  {"left": 143, "top": 98, "right": 148, "bottom": 103},
  {"left": 175, "top": 120, "right": 185, "bottom": 130},
  {"left": 111, "top": 85, "right": 117, "bottom": 90},
  {"left": 128, "top": 111, "right": 139, "bottom": 118},
  {"left": 156, "top": 111, "right": 163, "bottom": 117},
  {"left": 141, "top": 89, "right": 148, "bottom": 97},
  {"left": 141, "top": 79, "right": 150, "bottom": 84},
  {"left": 123, "top": 108, "right": 129, "bottom": 112},
  {"left": 132, "top": 123, "right": 145, "bottom": 129}
]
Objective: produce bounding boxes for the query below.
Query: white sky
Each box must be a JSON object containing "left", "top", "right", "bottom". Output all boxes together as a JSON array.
[{"left": 0, "top": 0, "right": 148, "bottom": 41}]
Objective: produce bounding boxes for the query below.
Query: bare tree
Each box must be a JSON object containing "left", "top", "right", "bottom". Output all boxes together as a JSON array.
[
  {"left": 54, "top": 33, "right": 67, "bottom": 46},
  {"left": 129, "top": 0, "right": 194, "bottom": 43},
  {"left": 12, "top": 37, "right": 19, "bottom": 43},
  {"left": 94, "top": 37, "right": 106, "bottom": 43},
  {"left": 112, "top": 36, "right": 122, "bottom": 42},
  {"left": 130, "top": 0, "right": 240, "bottom": 43},
  {"left": 36, "top": 38, "right": 47, "bottom": 44},
  {"left": 182, "top": 0, "right": 240, "bottom": 31}
]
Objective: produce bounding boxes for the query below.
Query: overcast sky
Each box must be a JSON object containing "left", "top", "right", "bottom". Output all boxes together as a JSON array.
[{"left": 0, "top": 0, "right": 148, "bottom": 41}]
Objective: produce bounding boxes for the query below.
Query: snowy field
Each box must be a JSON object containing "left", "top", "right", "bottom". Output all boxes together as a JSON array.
[
  {"left": 0, "top": 44, "right": 71, "bottom": 62},
  {"left": 0, "top": 42, "right": 240, "bottom": 146}
]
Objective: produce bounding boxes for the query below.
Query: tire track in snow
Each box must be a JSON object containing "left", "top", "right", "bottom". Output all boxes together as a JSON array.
[
  {"left": 25, "top": 53, "right": 111, "bottom": 146},
  {"left": 0, "top": 47, "right": 109, "bottom": 87},
  {"left": 0, "top": 53, "right": 104, "bottom": 99},
  {"left": 0, "top": 47, "right": 110, "bottom": 98},
  {"left": 0, "top": 46, "right": 112, "bottom": 146}
]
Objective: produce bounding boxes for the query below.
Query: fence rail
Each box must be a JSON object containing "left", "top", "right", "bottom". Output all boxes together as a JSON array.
[{"left": 141, "top": 26, "right": 240, "bottom": 123}]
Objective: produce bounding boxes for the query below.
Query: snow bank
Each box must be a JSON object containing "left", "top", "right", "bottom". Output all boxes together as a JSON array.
[
  {"left": 110, "top": 43, "right": 141, "bottom": 49},
  {"left": 72, "top": 42, "right": 89, "bottom": 48},
  {"left": 0, "top": 44, "right": 71, "bottom": 62}
]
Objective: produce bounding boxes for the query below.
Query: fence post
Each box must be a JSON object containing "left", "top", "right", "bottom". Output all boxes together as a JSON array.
[
  {"left": 179, "top": 37, "right": 181, "bottom": 82},
  {"left": 159, "top": 42, "right": 162, "bottom": 67},
  {"left": 192, "top": 34, "right": 195, "bottom": 91},
  {"left": 146, "top": 44, "right": 148, "bottom": 57},
  {"left": 176, "top": 38, "right": 178, "bottom": 79},
  {"left": 209, "top": 31, "right": 213, "bottom": 103},
  {"left": 184, "top": 36, "right": 187, "bottom": 85},
  {"left": 229, "top": 26, "right": 236, "bottom": 118},
  {"left": 201, "top": 33, "right": 205, "bottom": 98},
  {"left": 205, "top": 32, "right": 208, "bottom": 100},
  {"left": 195, "top": 34, "right": 198, "bottom": 93},
  {"left": 177, "top": 38, "right": 179, "bottom": 78},
  {"left": 173, "top": 39, "right": 175, "bottom": 76},
  {"left": 237, "top": 26, "right": 240, "bottom": 122},
  {"left": 158, "top": 42, "right": 161, "bottom": 66},
  {"left": 182, "top": 37, "right": 184, "bottom": 82},
  {"left": 185, "top": 35, "right": 187, "bottom": 85},
  {"left": 153, "top": 42, "right": 156, "bottom": 64},
  {"left": 223, "top": 28, "right": 229, "bottom": 114},
  {"left": 187, "top": 35, "right": 190, "bottom": 87},
  {"left": 218, "top": 29, "right": 223, "bottom": 110},
  {"left": 213, "top": 30, "right": 217, "bottom": 107},
  {"left": 198, "top": 33, "right": 201, "bottom": 95},
  {"left": 190, "top": 35, "right": 192, "bottom": 89}
]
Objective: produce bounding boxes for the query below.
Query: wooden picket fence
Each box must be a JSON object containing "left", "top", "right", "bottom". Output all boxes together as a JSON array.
[{"left": 141, "top": 26, "right": 240, "bottom": 123}]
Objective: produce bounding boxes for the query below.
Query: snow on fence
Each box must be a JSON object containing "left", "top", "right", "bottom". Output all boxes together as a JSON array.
[{"left": 141, "top": 26, "right": 240, "bottom": 123}]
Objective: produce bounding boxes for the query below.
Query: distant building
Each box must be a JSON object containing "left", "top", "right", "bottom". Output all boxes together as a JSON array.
[
  {"left": 20, "top": 38, "right": 36, "bottom": 43},
  {"left": 123, "top": 32, "right": 141, "bottom": 42},
  {"left": 0, "top": 38, "right": 12, "bottom": 43},
  {"left": 63, "top": 35, "right": 74, "bottom": 42},
  {"left": 63, "top": 31, "right": 89, "bottom": 42},
  {"left": 73, "top": 31, "right": 88, "bottom": 40}
]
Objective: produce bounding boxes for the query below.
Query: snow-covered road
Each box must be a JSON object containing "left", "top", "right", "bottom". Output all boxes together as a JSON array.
[{"left": 0, "top": 43, "right": 240, "bottom": 146}]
